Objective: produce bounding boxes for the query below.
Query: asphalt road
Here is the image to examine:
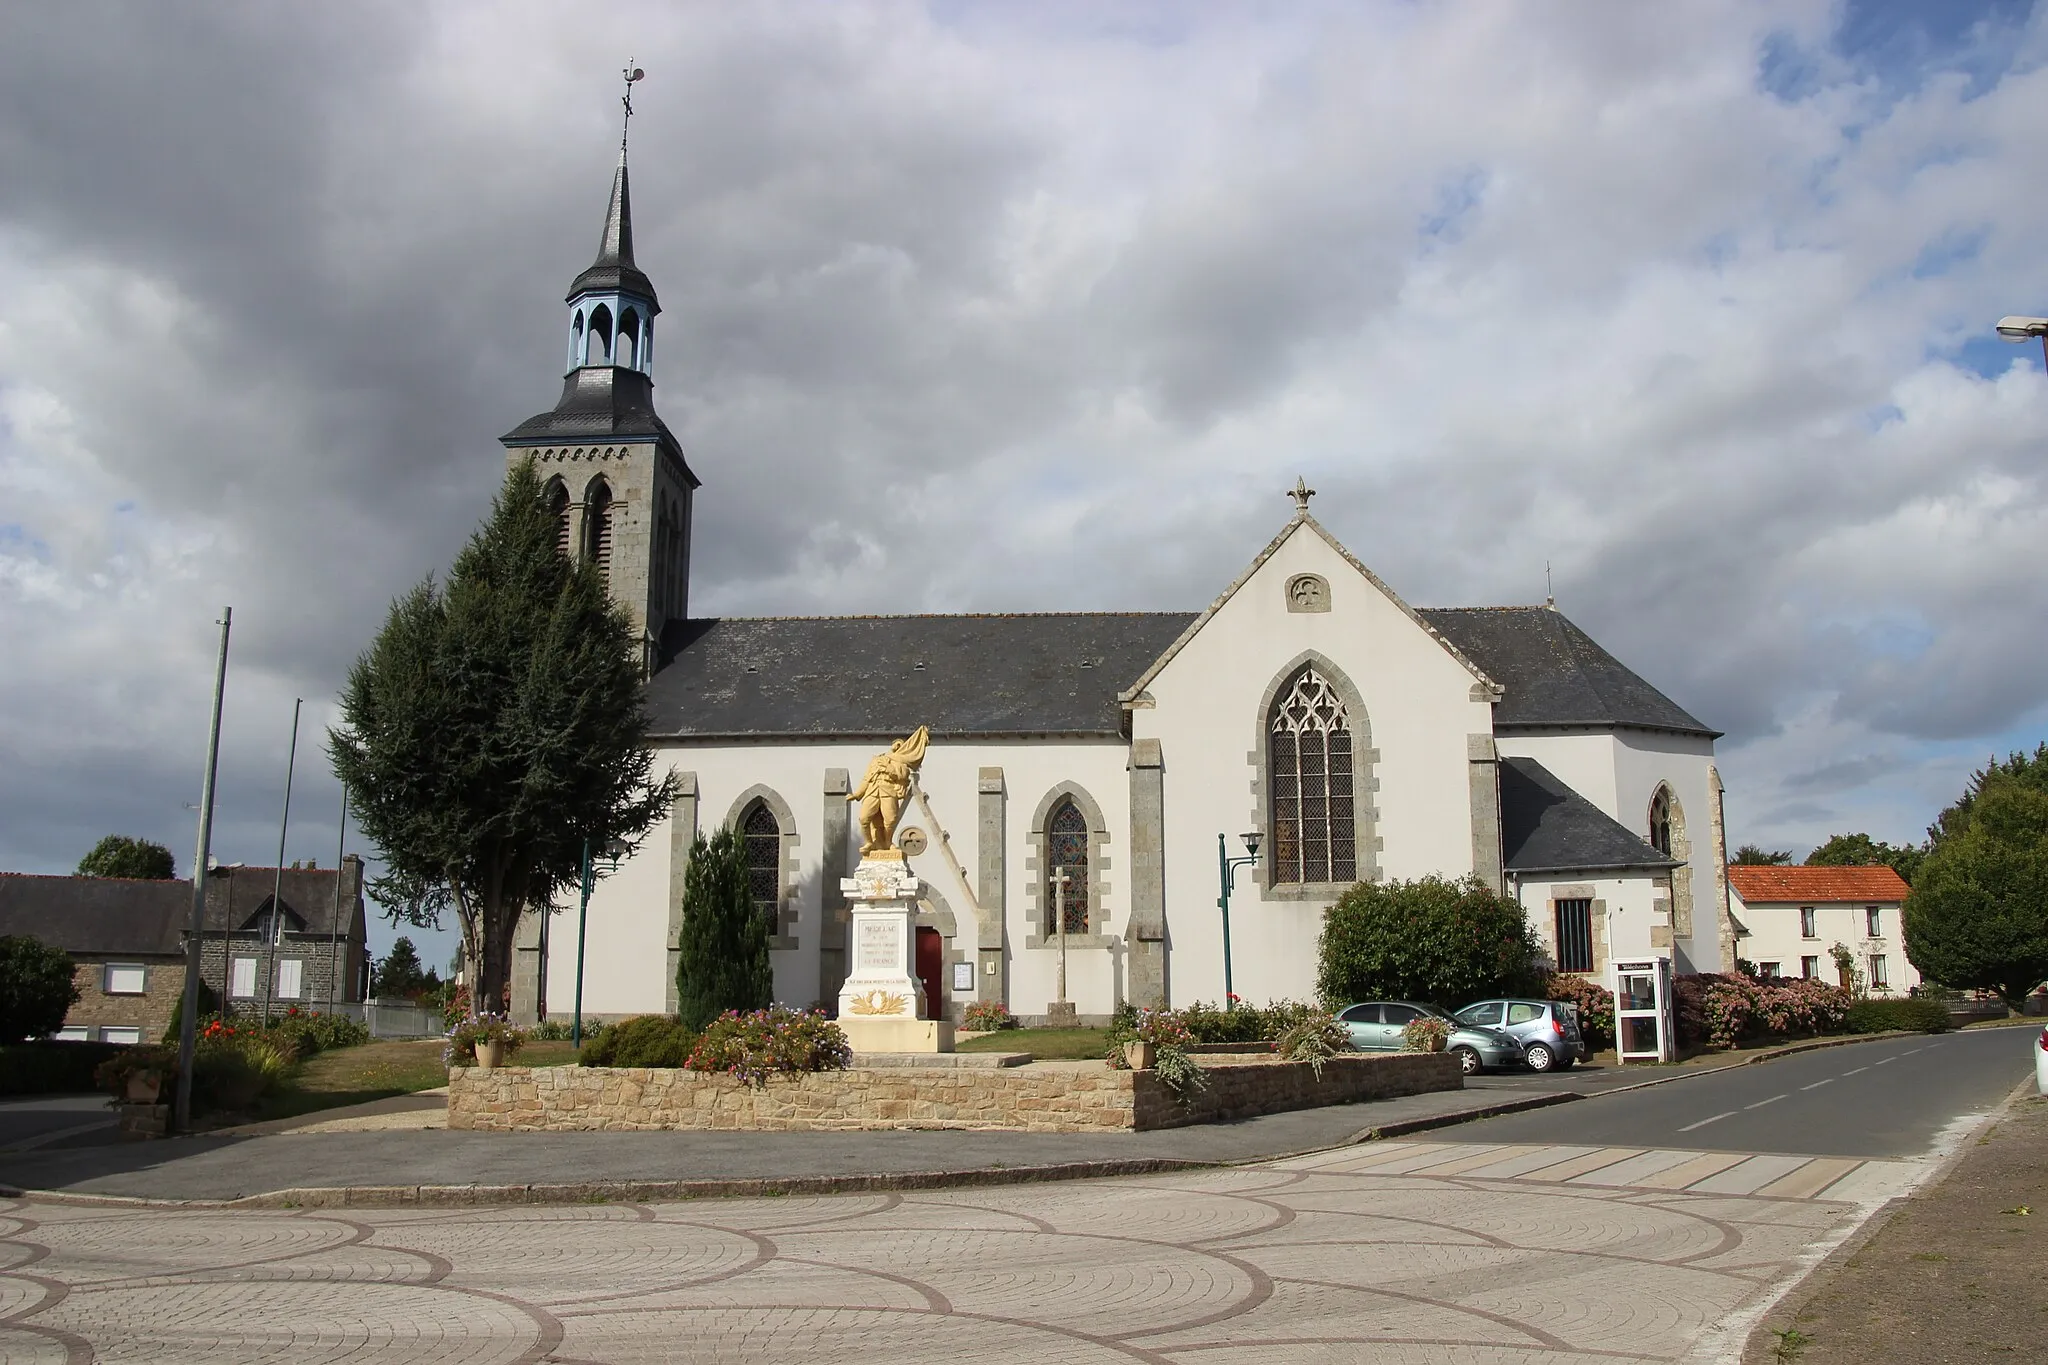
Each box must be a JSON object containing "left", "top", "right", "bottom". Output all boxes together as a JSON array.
[
  {"left": 0, "top": 1093, "right": 116, "bottom": 1153},
  {"left": 1443, "top": 1027, "right": 2033, "bottom": 1158}
]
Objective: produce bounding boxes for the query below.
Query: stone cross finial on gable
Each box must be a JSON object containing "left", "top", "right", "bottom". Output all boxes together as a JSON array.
[{"left": 1288, "top": 476, "right": 1316, "bottom": 516}]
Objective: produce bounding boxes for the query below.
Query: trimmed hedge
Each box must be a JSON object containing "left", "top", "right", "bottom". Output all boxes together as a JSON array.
[
  {"left": 579, "top": 1015, "right": 698, "bottom": 1068},
  {"left": 0, "top": 1040, "right": 126, "bottom": 1096},
  {"left": 1844, "top": 998, "right": 1954, "bottom": 1034}
]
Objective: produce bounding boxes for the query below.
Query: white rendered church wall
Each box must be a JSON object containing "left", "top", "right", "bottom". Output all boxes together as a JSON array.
[
  {"left": 1492, "top": 732, "right": 1623, "bottom": 815},
  {"left": 547, "top": 738, "right": 1135, "bottom": 1019},
  {"left": 987, "top": 740, "right": 1133, "bottom": 1018},
  {"left": 1612, "top": 731, "right": 1723, "bottom": 972},
  {"left": 1514, "top": 873, "right": 1669, "bottom": 971},
  {"left": 1135, "top": 522, "right": 1497, "bottom": 1008}
]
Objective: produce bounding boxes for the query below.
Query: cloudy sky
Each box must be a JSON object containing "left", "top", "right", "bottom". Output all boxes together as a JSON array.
[{"left": 3, "top": 1, "right": 2044, "bottom": 968}]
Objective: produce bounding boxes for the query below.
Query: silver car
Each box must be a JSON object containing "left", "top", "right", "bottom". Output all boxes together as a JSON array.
[
  {"left": 1455, "top": 999, "right": 1588, "bottom": 1072},
  {"left": 1335, "top": 1001, "right": 1526, "bottom": 1076}
]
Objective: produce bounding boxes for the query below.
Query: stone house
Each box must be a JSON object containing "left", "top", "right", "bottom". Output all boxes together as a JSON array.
[
  {"left": 497, "top": 137, "right": 1738, "bottom": 1027},
  {"left": 0, "top": 860, "right": 372, "bottom": 1039}
]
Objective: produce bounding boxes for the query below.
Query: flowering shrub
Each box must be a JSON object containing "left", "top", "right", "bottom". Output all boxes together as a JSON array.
[
  {"left": 445, "top": 1012, "right": 527, "bottom": 1065},
  {"left": 1178, "top": 997, "right": 1324, "bottom": 1046},
  {"left": 960, "top": 1000, "right": 1019, "bottom": 1032},
  {"left": 1680, "top": 973, "right": 1852, "bottom": 1049},
  {"left": 442, "top": 984, "right": 473, "bottom": 1030},
  {"left": 686, "top": 1007, "right": 852, "bottom": 1086},
  {"left": 1401, "top": 1015, "right": 1452, "bottom": 1053},
  {"left": 1104, "top": 1007, "right": 1211, "bottom": 1102},
  {"left": 1545, "top": 975, "right": 1615, "bottom": 1051},
  {"left": 266, "top": 1007, "right": 371, "bottom": 1059}
]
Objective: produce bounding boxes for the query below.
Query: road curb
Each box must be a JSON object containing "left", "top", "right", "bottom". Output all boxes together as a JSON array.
[
  {"left": 1724, "top": 1073, "right": 2039, "bottom": 1365},
  {"left": 0, "top": 1156, "right": 1227, "bottom": 1211},
  {"left": 1349, "top": 1090, "right": 1583, "bottom": 1141}
]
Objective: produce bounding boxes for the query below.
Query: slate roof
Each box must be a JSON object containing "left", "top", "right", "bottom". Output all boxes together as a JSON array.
[
  {"left": 1727, "top": 865, "right": 1910, "bottom": 903},
  {"left": 1417, "top": 607, "right": 1716, "bottom": 738},
  {"left": 566, "top": 153, "right": 658, "bottom": 307},
  {"left": 0, "top": 875, "right": 190, "bottom": 956},
  {"left": 0, "top": 866, "right": 364, "bottom": 956},
  {"left": 501, "top": 366, "right": 688, "bottom": 453},
  {"left": 1498, "top": 756, "right": 1680, "bottom": 875},
  {"left": 646, "top": 614, "right": 1199, "bottom": 738}
]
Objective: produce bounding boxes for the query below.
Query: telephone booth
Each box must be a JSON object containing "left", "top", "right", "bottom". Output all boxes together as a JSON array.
[{"left": 1612, "top": 956, "right": 1675, "bottom": 1064}]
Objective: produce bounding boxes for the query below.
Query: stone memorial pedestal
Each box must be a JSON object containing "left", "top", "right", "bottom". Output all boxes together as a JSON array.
[{"left": 837, "top": 856, "right": 953, "bottom": 1054}]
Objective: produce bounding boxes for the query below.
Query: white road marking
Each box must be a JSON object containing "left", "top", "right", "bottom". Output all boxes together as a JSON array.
[
  {"left": 1875, "top": 1057, "right": 1896, "bottom": 1066},
  {"left": 1843, "top": 1066, "right": 1869, "bottom": 1075},
  {"left": 1901, "top": 1048, "right": 1924, "bottom": 1056},
  {"left": 1745, "top": 1094, "right": 1786, "bottom": 1110},
  {"left": 1801, "top": 1079, "right": 1835, "bottom": 1091},
  {"left": 1678, "top": 1111, "right": 1736, "bottom": 1132}
]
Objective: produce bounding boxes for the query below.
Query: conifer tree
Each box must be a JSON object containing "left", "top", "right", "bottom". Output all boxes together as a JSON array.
[
  {"left": 331, "top": 458, "right": 675, "bottom": 1015},
  {"left": 675, "top": 825, "right": 773, "bottom": 1030}
]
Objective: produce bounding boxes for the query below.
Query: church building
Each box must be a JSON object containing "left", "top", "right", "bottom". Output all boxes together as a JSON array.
[{"left": 506, "top": 140, "right": 1737, "bottom": 1027}]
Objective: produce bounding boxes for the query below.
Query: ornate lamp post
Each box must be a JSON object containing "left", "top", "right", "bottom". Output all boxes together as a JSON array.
[
  {"left": 1996, "top": 314, "right": 2048, "bottom": 366},
  {"left": 1215, "top": 831, "right": 1263, "bottom": 1011}
]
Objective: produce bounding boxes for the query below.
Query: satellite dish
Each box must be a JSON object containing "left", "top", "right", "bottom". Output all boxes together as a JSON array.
[{"left": 629, "top": 68, "right": 645, "bottom": 82}]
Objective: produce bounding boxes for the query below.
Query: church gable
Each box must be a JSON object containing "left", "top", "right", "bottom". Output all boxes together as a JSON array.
[{"left": 1125, "top": 509, "right": 1500, "bottom": 706}]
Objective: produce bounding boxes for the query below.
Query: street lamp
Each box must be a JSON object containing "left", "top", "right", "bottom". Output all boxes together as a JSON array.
[
  {"left": 1215, "top": 830, "right": 1262, "bottom": 1011},
  {"left": 1996, "top": 315, "right": 2048, "bottom": 368},
  {"left": 571, "top": 836, "right": 629, "bottom": 1047}
]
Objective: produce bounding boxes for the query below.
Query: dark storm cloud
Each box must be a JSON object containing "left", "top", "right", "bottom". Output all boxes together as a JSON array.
[{"left": 2, "top": 0, "right": 2046, "bottom": 919}]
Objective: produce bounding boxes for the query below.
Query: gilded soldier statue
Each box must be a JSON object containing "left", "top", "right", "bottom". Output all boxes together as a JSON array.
[{"left": 849, "top": 725, "right": 929, "bottom": 858}]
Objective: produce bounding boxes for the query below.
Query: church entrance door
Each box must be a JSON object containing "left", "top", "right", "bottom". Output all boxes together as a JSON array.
[{"left": 915, "top": 927, "right": 944, "bottom": 1021}]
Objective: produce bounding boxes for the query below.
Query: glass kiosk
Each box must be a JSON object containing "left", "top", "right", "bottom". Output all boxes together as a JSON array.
[{"left": 1612, "top": 956, "right": 1675, "bottom": 1064}]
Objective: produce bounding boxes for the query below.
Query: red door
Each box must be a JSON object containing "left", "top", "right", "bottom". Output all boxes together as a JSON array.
[{"left": 915, "top": 927, "right": 944, "bottom": 1022}]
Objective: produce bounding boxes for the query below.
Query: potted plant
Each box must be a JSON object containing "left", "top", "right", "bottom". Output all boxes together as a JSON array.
[
  {"left": 1123, "top": 1038, "right": 1157, "bottom": 1070},
  {"left": 1402, "top": 1014, "right": 1452, "bottom": 1053},
  {"left": 93, "top": 1044, "right": 178, "bottom": 1104},
  {"left": 446, "top": 1013, "right": 526, "bottom": 1071}
]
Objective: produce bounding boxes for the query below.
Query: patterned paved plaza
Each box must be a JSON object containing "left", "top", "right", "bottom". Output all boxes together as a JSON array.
[{"left": 0, "top": 1141, "right": 1906, "bottom": 1363}]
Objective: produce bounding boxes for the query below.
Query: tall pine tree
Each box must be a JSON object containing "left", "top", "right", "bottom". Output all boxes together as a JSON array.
[
  {"left": 331, "top": 458, "right": 675, "bottom": 1016},
  {"left": 675, "top": 825, "right": 773, "bottom": 1030}
]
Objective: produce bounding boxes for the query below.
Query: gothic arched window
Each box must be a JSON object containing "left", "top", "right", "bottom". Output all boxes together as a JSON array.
[
  {"left": 588, "top": 304, "right": 613, "bottom": 364},
  {"left": 584, "top": 481, "right": 614, "bottom": 581},
  {"left": 1269, "top": 664, "right": 1356, "bottom": 884},
  {"left": 742, "top": 800, "right": 782, "bottom": 927},
  {"left": 544, "top": 479, "right": 572, "bottom": 559},
  {"left": 618, "top": 308, "right": 639, "bottom": 370},
  {"left": 1045, "top": 798, "right": 1090, "bottom": 934},
  {"left": 1649, "top": 788, "right": 1673, "bottom": 857}
]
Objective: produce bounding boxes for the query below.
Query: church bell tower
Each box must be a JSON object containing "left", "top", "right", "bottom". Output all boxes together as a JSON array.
[{"left": 502, "top": 67, "right": 697, "bottom": 673}]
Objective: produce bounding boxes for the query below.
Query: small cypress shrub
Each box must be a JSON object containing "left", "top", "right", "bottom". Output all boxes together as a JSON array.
[
  {"left": 675, "top": 825, "right": 773, "bottom": 1031},
  {"left": 580, "top": 1014, "right": 696, "bottom": 1067}
]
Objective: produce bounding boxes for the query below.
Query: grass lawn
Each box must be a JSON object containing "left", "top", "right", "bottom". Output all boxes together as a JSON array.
[
  {"left": 249, "top": 1038, "right": 579, "bottom": 1123},
  {"left": 957, "top": 1027, "right": 1109, "bottom": 1060}
]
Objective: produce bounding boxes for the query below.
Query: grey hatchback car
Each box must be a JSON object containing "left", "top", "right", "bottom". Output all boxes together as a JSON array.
[
  {"left": 1455, "top": 999, "right": 1588, "bottom": 1072},
  {"left": 1335, "top": 1001, "right": 1526, "bottom": 1076}
]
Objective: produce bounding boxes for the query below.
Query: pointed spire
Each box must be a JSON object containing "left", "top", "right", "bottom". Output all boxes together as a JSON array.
[{"left": 566, "top": 64, "right": 658, "bottom": 310}]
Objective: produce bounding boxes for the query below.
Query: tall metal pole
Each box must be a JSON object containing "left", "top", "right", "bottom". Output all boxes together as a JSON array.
[
  {"left": 327, "top": 784, "right": 348, "bottom": 1010},
  {"left": 174, "top": 608, "right": 232, "bottom": 1134},
  {"left": 572, "top": 836, "right": 593, "bottom": 1047},
  {"left": 1216, "top": 834, "right": 1235, "bottom": 1010},
  {"left": 260, "top": 699, "right": 303, "bottom": 1026}
]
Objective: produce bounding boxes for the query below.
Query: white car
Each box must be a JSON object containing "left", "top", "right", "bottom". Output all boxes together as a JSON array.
[{"left": 2037, "top": 1025, "right": 2048, "bottom": 1096}]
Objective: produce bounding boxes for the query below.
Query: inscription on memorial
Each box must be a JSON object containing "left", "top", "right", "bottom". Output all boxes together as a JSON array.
[{"left": 857, "top": 919, "right": 901, "bottom": 972}]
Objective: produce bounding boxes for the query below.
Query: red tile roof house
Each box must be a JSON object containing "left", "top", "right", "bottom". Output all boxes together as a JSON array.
[
  {"left": 1725, "top": 865, "right": 1918, "bottom": 997},
  {"left": 0, "top": 861, "right": 370, "bottom": 1044}
]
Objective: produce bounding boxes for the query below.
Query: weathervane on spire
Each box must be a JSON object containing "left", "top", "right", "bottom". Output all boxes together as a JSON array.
[
  {"left": 620, "top": 60, "right": 645, "bottom": 150},
  {"left": 1288, "top": 475, "right": 1316, "bottom": 516}
]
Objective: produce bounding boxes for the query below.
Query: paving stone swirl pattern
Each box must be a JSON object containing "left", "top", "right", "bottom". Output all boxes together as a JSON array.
[{"left": 0, "top": 1143, "right": 1882, "bottom": 1363}]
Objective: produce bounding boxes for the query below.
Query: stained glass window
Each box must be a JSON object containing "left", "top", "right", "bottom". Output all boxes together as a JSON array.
[
  {"left": 742, "top": 801, "right": 781, "bottom": 928},
  {"left": 1269, "top": 665, "right": 1356, "bottom": 884},
  {"left": 1046, "top": 798, "right": 1090, "bottom": 934}
]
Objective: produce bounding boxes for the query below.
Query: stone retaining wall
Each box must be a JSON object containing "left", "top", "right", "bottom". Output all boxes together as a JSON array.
[{"left": 447, "top": 1052, "right": 1459, "bottom": 1134}]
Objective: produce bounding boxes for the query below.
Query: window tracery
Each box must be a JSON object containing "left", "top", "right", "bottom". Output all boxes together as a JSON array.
[
  {"left": 1268, "top": 664, "right": 1356, "bottom": 884},
  {"left": 1045, "top": 798, "right": 1090, "bottom": 934}
]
